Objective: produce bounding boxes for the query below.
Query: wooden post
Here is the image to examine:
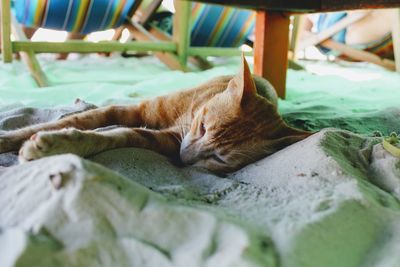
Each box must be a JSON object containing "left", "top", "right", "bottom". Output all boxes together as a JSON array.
[
  {"left": 254, "top": 11, "right": 290, "bottom": 99},
  {"left": 173, "top": 0, "right": 191, "bottom": 69},
  {"left": 393, "top": 9, "right": 400, "bottom": 72},
  {"left": 1, "top": 0, "right": 12, "bottom": 62}
]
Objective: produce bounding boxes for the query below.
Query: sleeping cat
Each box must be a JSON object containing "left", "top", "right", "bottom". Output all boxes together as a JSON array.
[{"left": 0, "top": 56, "right": 311, "bottom": 174}]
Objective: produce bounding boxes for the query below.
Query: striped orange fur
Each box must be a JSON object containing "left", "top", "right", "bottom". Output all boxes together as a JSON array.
[{"left": 0, "top": 56, "right": 311, "bottom": 174}]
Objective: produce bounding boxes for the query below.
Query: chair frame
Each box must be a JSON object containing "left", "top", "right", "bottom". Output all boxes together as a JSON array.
[
  {"left": 1, "top": 0, "right": 180, "bottom": 86},
  {"left": 0, "top": 0, "right": 249, "bottom": 87},
  {"left": 5, "top": 0, "right": 397, "bottom": 98}
]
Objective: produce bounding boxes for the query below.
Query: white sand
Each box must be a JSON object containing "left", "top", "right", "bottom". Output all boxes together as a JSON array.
[
  {"left": 1, "top": 55, "right": 400, "bottom": 266},
  {"left": 1, "top": 129, "right": 400, "bottom": 267},
  {"left": 0, "top": 155, "right": 273, "bottom": 267}
]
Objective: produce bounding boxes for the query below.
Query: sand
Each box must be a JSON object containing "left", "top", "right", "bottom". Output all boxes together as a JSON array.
[
  {"left": 2, "top": 129, "right": 400, "bottom": 267},
  {"left": 1, "top": 55, "right": 400, "bottom": 267},
  {"left": 0, "top": 154, "right": 275, "bottom": 267}
]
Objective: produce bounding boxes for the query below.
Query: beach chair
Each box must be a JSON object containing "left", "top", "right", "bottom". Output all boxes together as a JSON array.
[
  {"left": 1, "top": 0, "right": 182, "bottom": 86},
  {"left": 189, "top": 3, "right": 256, "bottom": 48},
  {"left": 293, "top": 11, "right": 398, "bottom": 71},
  {"left": 131, "top": 1, "right": 304, "bottom": 72},
  {"left": 1, "top": 0, "right": 256, "bottom": 86},
  {"left": 124, "top": 0, "right": 256, "bottom": 70},
  {"left": 1, "top": 0, "right": 143, "bottom": 86},
  {"left": 13, "top": 0, "right": 141, "bottom": 35}
]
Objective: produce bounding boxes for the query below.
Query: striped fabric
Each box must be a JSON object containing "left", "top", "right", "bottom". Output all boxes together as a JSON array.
[
  {"left": 190, "top": 3, "right": 255, "bottom": 47},
  {"left": 339, "top": 33, "right": 394, "bottom": 61},
  {"left": 14, "top": 0, "right": 137, "bottom": 34},
  {"left": 363, "top": 33, "right": 394, "bottom": 60}
]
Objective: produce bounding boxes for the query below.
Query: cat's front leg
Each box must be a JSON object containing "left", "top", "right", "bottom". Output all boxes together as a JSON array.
[
  {"left": 0, "top": 132, "right": 31, "bottom": 153},
  {"left": 18, "top": 127, "right": 182, "bottom": 162},
  {"left": 18, "top": 128, "right": 101, "bottom": 162},
  {"left": 1, "top": 104, "right": 145, "bottom": 154}
]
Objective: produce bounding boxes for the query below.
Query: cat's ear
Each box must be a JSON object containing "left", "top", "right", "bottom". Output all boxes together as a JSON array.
[{"left": 228, "top": 54, "right": 257, "bottom": 105}]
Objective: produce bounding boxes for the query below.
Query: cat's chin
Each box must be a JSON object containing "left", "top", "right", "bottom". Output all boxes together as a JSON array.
[
  {"left": 191, "top": 164, "right": 229, "bottom": 178},
  {"left": 192, "top": 160, "right": 231, "bottom": 177}
]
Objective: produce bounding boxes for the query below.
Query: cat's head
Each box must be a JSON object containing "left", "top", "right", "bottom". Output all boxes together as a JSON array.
[{"left": 180, "top": 55, "right": 310, "bottom": 174}]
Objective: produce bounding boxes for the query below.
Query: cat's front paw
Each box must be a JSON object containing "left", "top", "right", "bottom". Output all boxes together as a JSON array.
[{"left": 18, "top": 129, "right": 84, "bottom": 162}]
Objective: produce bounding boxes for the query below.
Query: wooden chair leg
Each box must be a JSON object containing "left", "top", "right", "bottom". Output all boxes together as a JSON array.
[
  {"left": 126, "top": 22, "right": 189, "bottom": 71},
  {"left": 112, "top": 27, "right": 125, "bottom": 41},
  {"left": 254, "top": 11, "right": 290, "bottom": 99},
  {"left": 22, "top": 26, "right": 37, "bottom": 39},
  {"left": 393, "top": 9, "right": 400, "bottom": 72},
  {"left": 173, "top": 0, "right": 191, "bottom": 69},
  {"left": 1, "top": 0, "right": 12, "bottom": 62},
  {"left": 11, "top": 16, "right": 49, "bottom": 87},
  {"left": 138, "top": 0, "right": 163, "bottom": 25},
  {"left": 125, "top": 0, "right": 210, "bottom": 71},
  {"left": 189, "top": 56, "right": 213, "bottom": 70}
]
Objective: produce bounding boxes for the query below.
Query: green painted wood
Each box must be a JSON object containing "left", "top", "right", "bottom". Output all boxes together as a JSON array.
[
  {"left": 173, "top": 0, "right": 191, "bottom": 68},
  {"left": 1, "top": 0, "right": 12, "bottom": 63},
  {"left": 11, "top": 15, "right": 49, "bottom": 87},
  {"left": 13, "top": 41, "right": 177, "bottom": 53},
  {"left": 25, "top": 50, "right": 49, "bottom": 87},
  {"left": 188, "top": 47, "right": 253, "bottom": 57}
]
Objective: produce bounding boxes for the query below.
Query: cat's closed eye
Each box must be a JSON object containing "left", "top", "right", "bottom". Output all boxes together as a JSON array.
[{"left": 211, "top": 153, "right": 226, "bottom": 164}]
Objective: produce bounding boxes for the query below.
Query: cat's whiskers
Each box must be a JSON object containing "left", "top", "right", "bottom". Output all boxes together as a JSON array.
[
  {"left": 170, "top": 106, "right": 189, "bottom": 141},
  {"left": 228, "top": 143, "right": 266, "bottom": 162},
  {"left": 229, "top": 150, "right": 257, "bottom": 163},
  {"left": 176, "top": 117, "right": 190, "bottom": 141},
  {"left": 188, "top": 89, "right": 199, "bottom": 118}
]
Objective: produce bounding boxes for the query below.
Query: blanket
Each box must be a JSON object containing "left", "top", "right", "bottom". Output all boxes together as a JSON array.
[{"left": 0, "top": 99, "right": 96, "bottom": 167}]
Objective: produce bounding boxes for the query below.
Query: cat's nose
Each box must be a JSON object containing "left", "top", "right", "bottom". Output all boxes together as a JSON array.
[
  {"left": 179, "top": 146, "right": 197, "bottom": 165},
  {"left": 180, "top": 152, "right": 196, "bottom": 165},
  {"left": 180, "top": 141, "right": 199, "bottom": 165}
]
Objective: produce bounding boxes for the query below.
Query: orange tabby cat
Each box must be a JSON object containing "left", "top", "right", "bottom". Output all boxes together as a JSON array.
[{"left": 0, "top": 56, "right": 311, "bottom": 173}]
